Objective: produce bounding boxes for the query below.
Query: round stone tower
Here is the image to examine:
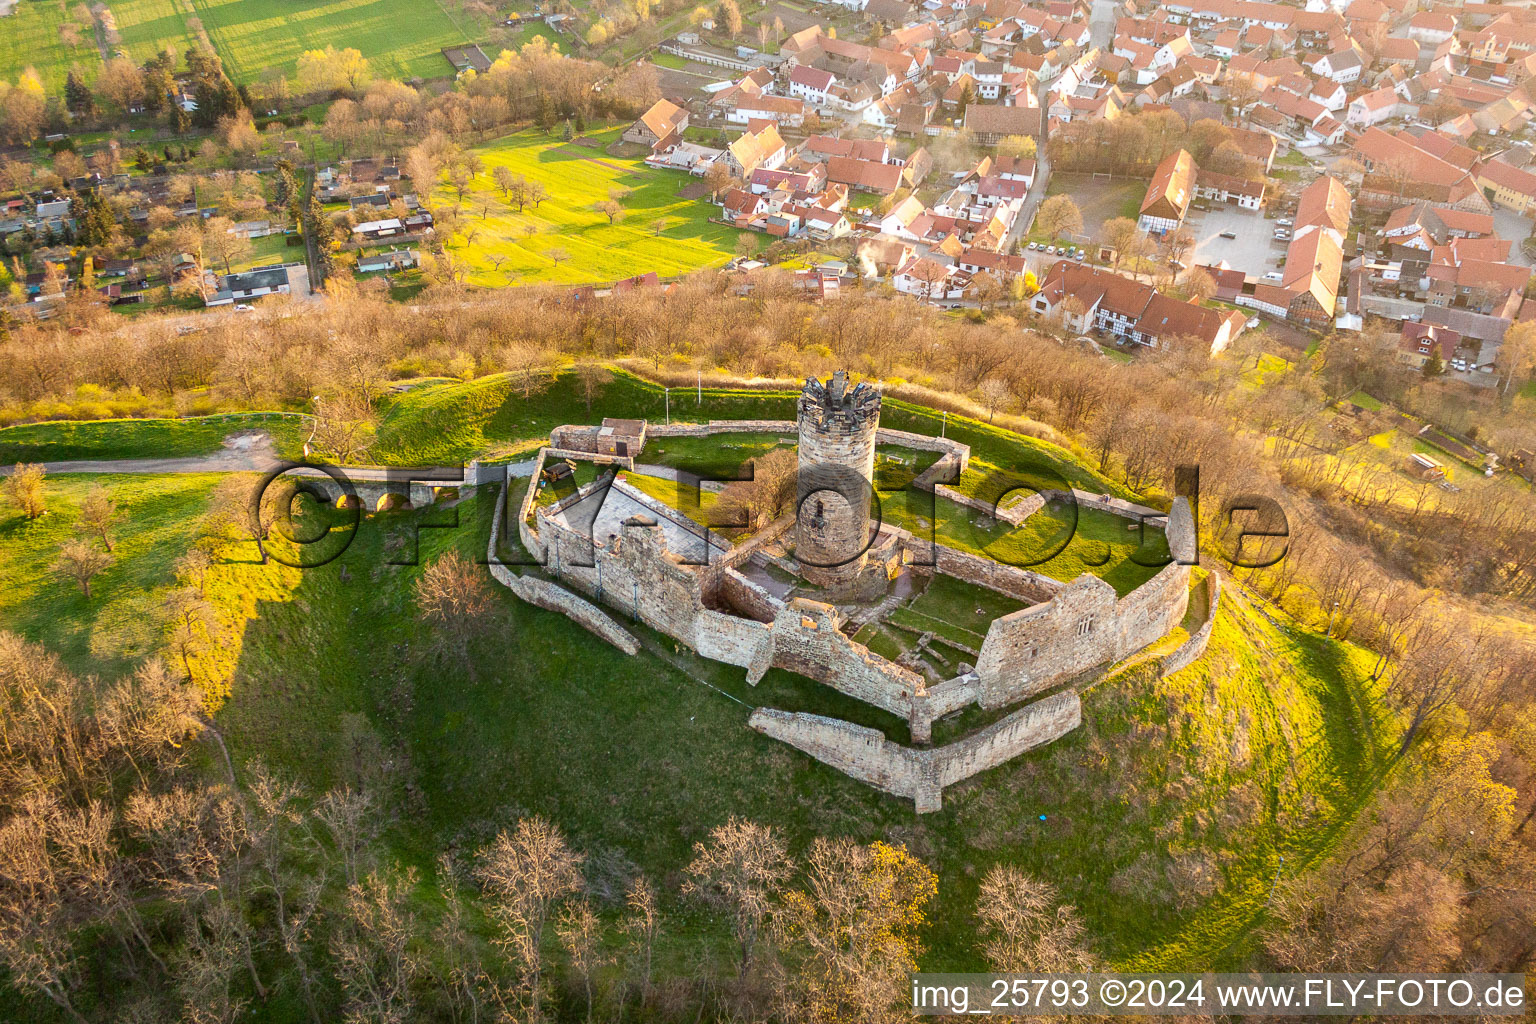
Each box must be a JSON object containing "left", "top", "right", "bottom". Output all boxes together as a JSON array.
[{"left": 796, "top": 371, "right": 881, "bottom": 589}]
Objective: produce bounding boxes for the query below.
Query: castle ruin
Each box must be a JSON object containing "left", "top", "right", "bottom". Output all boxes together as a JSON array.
[
  {"left": 795, "top": 370, "right": 881, "bottom": 593},
  {"left": 492, "top": 374, "right": 1219, "bottom": 812}
]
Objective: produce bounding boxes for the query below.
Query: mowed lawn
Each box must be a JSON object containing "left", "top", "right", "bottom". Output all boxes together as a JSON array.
[
  {"left": 0, "top": 0, "right": 98, "bottom": 91},
  {"left": 439, "top": 127, "right": 743, "bottom": 286},
  {"left": 106, "top": 0, "right": 201, "bottom": 64},
  {"left": 186, "top": 0, "right": 467, "bottom": 82}
]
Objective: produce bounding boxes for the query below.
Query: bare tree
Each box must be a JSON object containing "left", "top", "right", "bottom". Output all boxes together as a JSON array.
[
  {"left": 575, "top": 362, "right": 610, "bottom": 416},
  {"left": 710, "top": 447, "right": 797, "bottom": 531},
  {"left": 773, "top": 838, "right": 937, "bottom": 1023},
  {"left": 1097, "top": 216, "right": 1145, "bottom": 274},
  {"left": 78, "top": 483, "right": 120, "bottom": 551},
  {"left": 315, "top": 787, "right": 377, "bottom": 889},
  {"left": 163, "top": 587, "right": 220, "bottom": 682},
  {"left": 414, "top": 549, "right": 493, "bottom": 680},
  {"left": 622, "top": 876, "right": 660, "bottom": 1005},
  {"left": 502, "top": 342, "right": 558, "bottom": 401},
  {"left": 595, "top": 199, "right": 624, "bottom": 225},
  {"left": 176, "top": 548, "right": 214, "bottom": 597},
  {"left": 310, "top": 394, "right": 378, "bottom": 465},
  {"left": 683, "top": 816, "right": 791, "bottom": 978},
  {"left": 1035, "top": 195, "right": 1083, "bottom": 241},
  {"left": 474, "top": 816, "right": 586, "bottom": 1023},
  {"left": 557, "top": 899, "right": 606, "bottom": 1024},
  {"left": 330, "top": 868, "right": 423, "bottom": 1024},
  {"left": 975, "top": 865, "right": 1094, "bottom": 971},
  {"left": 54, "top": 539, "right": 113, "bottom": 599}
]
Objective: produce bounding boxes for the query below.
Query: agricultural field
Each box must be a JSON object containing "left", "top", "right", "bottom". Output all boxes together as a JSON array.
[
  {"left": 106, "top": 0, "right": 200, "bottom": 64},
  {"left": 185, "top": 0, "right": 471, "bottom": 83},
  {"left": 437, "top": 126, "right": 744, "bottom": 287},
  {"left": 0, "top": 0, "right": 98, "bottom": 91}
]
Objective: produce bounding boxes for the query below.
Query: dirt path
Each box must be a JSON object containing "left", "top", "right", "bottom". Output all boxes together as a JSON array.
[{"left": 4, "top": 430, "right": 542, "bottom": 480}]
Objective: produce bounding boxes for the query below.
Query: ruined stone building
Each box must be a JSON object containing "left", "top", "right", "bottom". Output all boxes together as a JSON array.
[{"left": 489, "top": 374, "right": 1219, "bottom": 812}]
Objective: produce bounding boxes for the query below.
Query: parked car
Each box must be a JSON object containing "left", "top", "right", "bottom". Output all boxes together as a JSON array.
[
  {"left": 1046, "top": 245, "right": 1057, "bottom": 255},
  {"left": 1277, "top": 218, "right": 1293, "bottom": 227},
  {"left": 1074, "top": 250, "right": 1086, "bottom": 261},
  {"left": 1263, "top": 271, "right": 1284, "bottom": 281},
  {"left": 1219, "top": 230, "right": 1237, "bottom": 239},
  {"left": 1028, "top": 241, "right": 1038, "bottom": 250},
  {"left": 1245, "top": 316, "right": 1260, "bottom": 329}
]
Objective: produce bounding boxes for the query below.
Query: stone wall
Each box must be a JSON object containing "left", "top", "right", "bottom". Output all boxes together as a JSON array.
[
  {"left": 968, "top": 498, "right": 1197, "bottom": 708},
  {"left": 485, "top": 484, "right": 640, "bottom": 655},
  {"left": 926, "top": 540, "right": 1064, "bottom": 604},
  {"left": 500, "top": 574, "right": 642, "bottom": 655},
  {"left": 748, "top": 690, "right": 1080, "bottom": 812},
  {"left": 932, "top": 691, "right": 1080, "bottom": 792},
  {"left": 874, "top": 428, "right": 970, "bottom": 465},
  {"left": 932, "top": 484, "right": 1045, "bottom": 527},
  {"left": 713, "top": 567, "right": 782, "bottom": 622},
  {"left": 646, "top": 419, "right": 798, "bottom": 438},
  {"left": 763, "top": 599, "right": 929, "bottom": 727},
  {"left": 693, "top": 608, "right": 772, "bottom": 667},
  {"left": 1160, "top": 571, "right": 1220, "bottom": 676}
]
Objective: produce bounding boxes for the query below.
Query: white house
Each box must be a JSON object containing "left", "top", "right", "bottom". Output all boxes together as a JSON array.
[
  {"left": 1311, "top": 48, "right": 1364, "bottom": 84},
  {"left": 787, "top": 65, "right": 835, "bottom": 106},
  {"left": 1347, "top": 87, "right": 1404, "bottom": 127}
]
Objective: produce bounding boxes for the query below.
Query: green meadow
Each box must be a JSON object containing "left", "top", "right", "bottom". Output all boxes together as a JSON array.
[
  {"left": 437, "top": 127, "right": 744, "bottom": 287},
  {"left": 185, "top": 0, "right": 468, "bottom": 82},
  {"left": 0, "top": 0, "right": 94, "bottom": 91}
]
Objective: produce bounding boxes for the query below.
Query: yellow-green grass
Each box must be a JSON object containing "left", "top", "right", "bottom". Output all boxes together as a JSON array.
[
  {"left": 620, "top": 470, "right": 719, "bottom": 526},
  {"left": 0, "top": 474, "right": 224, "bottom": 679},
  {"left": 106, "top": 0, "right": 201, "bottom": 64},
  {"left": 0, "top": 413, "right": 306, "bottom": 462},
  {"left": 0, "top": 0, "right": 97, "bottom": 91},
  {"left": 438, "top": 126, "right": 743, "bottom": 286},
  {"left": 1345, "top": 389, "right": 1383, "bottom": 411},
  {"left": 187, "top": 0, "right": 468, "bottom": 83},
  {"left": 882, "top": 488, "right": 1168, "bottom": 596},
  {"left": 228, "top": 230, "right": 297, "bottom": 272}
]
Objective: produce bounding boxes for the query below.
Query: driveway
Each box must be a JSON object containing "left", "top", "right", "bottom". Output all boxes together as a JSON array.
[
  {"left": 1185, "top": 205, "right": 1283, "bottom": 277},
  {"left": 1491, "top": 206, "right": 1533, "bottom": 268}
]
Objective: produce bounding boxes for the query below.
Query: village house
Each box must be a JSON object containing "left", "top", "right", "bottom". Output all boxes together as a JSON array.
[
  {"left": 1137, "top": 149, "right": 1196, "bottom": 235},
  {"left": 1031, "top": 260, "right": 1246, "bottom": 353},
  {"left": 623, "top": 99, "right": 690, "bottom": 149},
  {"left": 1397, "top": 320, "right": 1461, "bottom": 369}
]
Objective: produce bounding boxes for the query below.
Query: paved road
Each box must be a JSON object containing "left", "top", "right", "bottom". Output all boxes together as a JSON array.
[{"left": 1005, "top": 75, "right": 1054, "bottom": 253}]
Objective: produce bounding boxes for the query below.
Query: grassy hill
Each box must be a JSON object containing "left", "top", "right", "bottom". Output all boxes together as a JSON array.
[{"left": 0, "top": 377, "right": 1395, "bottom": 980}]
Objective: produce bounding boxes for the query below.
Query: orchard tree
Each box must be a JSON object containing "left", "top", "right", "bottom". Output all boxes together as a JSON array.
[
  {"left": 79, "top": 483, "right": 120, "bottom": 551},
  {"left": 55, "top": 538, "right": 113, "bottom": 599},
  {"left": 3, "top": 463, "right": 46, "bottom": 519}
]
